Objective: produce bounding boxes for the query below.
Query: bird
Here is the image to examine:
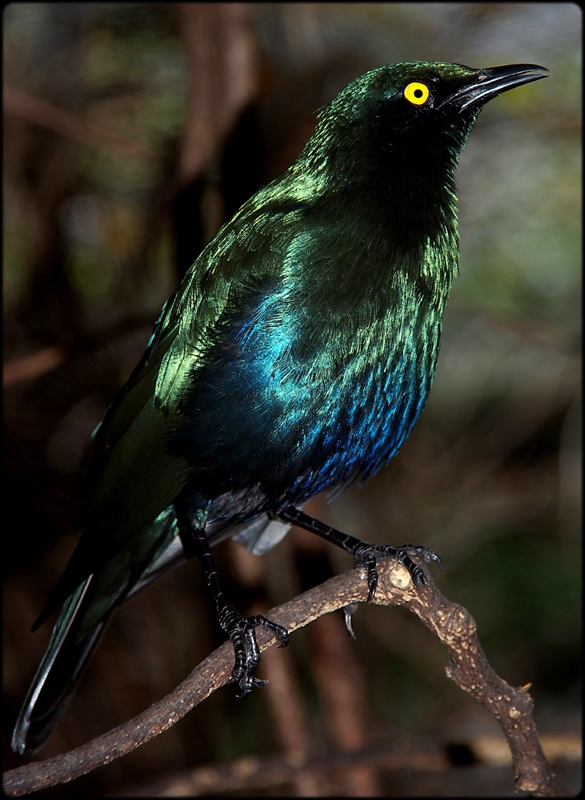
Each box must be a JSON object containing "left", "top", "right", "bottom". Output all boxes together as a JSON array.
[{"left": 12, "top": 60, "right": 548, "bottom": 755}]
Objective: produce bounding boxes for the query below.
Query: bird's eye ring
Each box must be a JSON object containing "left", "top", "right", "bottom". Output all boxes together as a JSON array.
[{"left": 404, "top": 82, "right": 430, "bottom": 106}]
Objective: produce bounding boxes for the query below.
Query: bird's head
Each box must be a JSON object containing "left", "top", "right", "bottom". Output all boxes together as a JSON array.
[{"left": 305, "top": 61, "right": 548, "bottom": 187}]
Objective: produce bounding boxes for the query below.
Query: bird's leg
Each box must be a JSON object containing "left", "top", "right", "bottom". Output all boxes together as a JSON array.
[
  {"left": 174, "top": 502, "right": 288, "bottom": 698},
  {"left": 274, "top": 507, "right": 442, "bottom": 602}
]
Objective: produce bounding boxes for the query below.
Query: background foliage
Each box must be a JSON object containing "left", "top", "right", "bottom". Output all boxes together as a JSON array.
[{"left": 3, "top": 3, "right": 580, "bottom": 796}]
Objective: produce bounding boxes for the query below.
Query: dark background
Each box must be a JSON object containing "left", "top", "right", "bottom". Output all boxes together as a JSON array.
[{"left": 3, "top": 3, "right": 581, "bottom": 796}]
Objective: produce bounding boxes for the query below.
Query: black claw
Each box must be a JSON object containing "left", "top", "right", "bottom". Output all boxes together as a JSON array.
[
  {"left": 353, "top": 542, "right": 442, "bottom": 599},
  {"left": 218, "top": 606, "right": 288, "bottom": 697},
  {"left": 234, "top": 676, "right": 267, "bottom": 699},
  {"left": 367, "top": 563, "right": 378, "bottom": 600},
  {"left": 249, "top": 614, "right": 289, "bottom": 648},
  {"left": 401, "top": 544, "right": 443, "bottom": 572},
  {"left": 342, "top": 604, "right": 358, "bottom": 639}
]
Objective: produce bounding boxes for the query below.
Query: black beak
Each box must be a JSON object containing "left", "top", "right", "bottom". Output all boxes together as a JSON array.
[{"left": 443, "top": 64, "right": 548, "bottom": 111}]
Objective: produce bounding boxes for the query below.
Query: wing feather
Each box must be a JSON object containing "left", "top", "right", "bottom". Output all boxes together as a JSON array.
[{"left": 45, "top": 188, "right": 316, "bottom": 617}]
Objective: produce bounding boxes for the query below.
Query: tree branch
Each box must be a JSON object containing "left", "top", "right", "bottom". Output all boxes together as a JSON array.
[
  {"left": 111, "top": 734, "right": 582, "bottom": 797},
  {"left": 3, "top": 85, "right": 155, "bottom": 161},
  {"left": 3, "top": 559, "right": 571, "bottom": 797}
]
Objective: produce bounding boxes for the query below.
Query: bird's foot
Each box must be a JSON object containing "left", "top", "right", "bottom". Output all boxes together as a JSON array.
[
  {"left": 352, "top": 543, "right": 442, "bottom": 601},
  {"left": 218, "top": 606, "right": 288, "bottom": 698}
]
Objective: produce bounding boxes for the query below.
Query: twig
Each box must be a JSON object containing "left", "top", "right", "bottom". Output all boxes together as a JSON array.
[
  {"left": 3, "top": 316, "right": 157, "bottom": 388},
  {"left": 114, "top": 734, "right": 581, "bottom": 797},
  {"left": 3, "top": 347, "right": 64, "bottom": 387},
  {"left": 3, "top": 85, "right": 155, "bottom": 161},
  {"left": 3, "top": 559, "right": 572, "bottom": 797},
  {"left": 119, "top": 740, "right": 449, "bottom": 796},
  {"left": 378, "top": 567, "right": 573, "bottom": 797}
]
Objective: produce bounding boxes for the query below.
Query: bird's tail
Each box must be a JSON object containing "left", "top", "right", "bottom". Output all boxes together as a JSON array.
[
  {"left": 11, "top": 577, "right": 111, "bottom": 755},
  {"left": 11, "top": 509, "right": 290, "bottom": 754},
  {"left": 12, "top": 508, "right": 180, "bottom": 756}
]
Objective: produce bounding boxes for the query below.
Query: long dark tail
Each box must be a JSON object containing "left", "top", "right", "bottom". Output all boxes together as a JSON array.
[
  {"left": 12, "top": 507, "right": 183, "bottom": 755},
  {"left": 11, "top": 510, "right": 289, "bottom": 754},
  {"left": 11, "top": 577, "right": 111, "bottom": 754}
]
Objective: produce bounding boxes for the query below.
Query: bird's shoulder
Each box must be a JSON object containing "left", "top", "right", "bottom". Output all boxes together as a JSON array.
[
  {"left": 149, "top": 186, "right": 325, "bottom": 412},
  {"left": 85, "top": 185, "right": 321, "bottom": 473}
]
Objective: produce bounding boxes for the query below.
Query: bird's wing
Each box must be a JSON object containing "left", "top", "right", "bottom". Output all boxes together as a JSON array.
[
  {"left": 79, "top": 211, "right": 268, "bottom": 533},
  {"left": 39, "top": 189, "right": 314, "bottom": 620}
]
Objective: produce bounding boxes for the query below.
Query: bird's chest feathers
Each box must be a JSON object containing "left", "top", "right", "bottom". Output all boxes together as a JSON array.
[
  {"left": 232, "top": 256, "right": 448, "bottom": 487},
  {"left": 178, "top": 221, "right": 456, "bottom": 498}
]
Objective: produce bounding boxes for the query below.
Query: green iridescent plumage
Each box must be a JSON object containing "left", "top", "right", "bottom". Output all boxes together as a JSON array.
[{"left": 13, "top": 60, "right": 547, "bottom": 755}]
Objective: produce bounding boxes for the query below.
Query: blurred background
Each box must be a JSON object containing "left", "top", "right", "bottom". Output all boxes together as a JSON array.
[{"left": 3, "top": 3, "right": 581, "bottom": 796}]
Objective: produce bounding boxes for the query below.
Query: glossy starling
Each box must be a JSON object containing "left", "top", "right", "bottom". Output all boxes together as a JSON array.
[{"left": 12, "top": 60, "right": 548, "bottom": 755}]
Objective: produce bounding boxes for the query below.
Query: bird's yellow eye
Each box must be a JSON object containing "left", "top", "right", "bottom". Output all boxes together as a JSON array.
[{"left": 404, "top": 82, "right": 430, "bottom": 106}]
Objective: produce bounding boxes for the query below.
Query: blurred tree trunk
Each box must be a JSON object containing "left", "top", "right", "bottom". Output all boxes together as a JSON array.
[{"left": 173, "top": 2, "right": 260, "bottom": 279}]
